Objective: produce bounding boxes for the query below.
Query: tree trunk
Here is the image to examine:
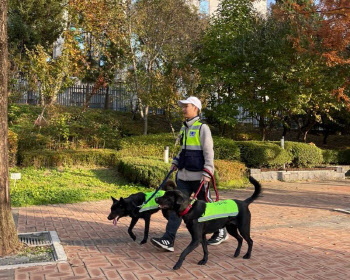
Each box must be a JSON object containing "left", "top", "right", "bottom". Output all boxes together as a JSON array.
[
  {"left": 258, "top": 115, "right": 266, "bottom": 141},
  {"left": 143, "top": 105, "right": 149, "bottom": 135},
  {"left": 165, "top": 110, "right": 176, "bottom": 138},
  {"left": 323, "top": 129, "right": 330, "bottom": 145},
  {"left": 301, "top": 120, "right": 316, "bottom": 142},
  {"left": 0, "top": 0, "right": 21, "bottom": 256},
  {"left": 282, "top": 116, "right": 291, "bottom": 137}
]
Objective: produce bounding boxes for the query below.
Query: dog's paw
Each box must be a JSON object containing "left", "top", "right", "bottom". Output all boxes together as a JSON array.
[
  {"left": 173, "top": 263, "right": 182, "bottom": 270},
  {"left": 243, "top": 253, "right": 251, "bottom": 259},
  {"left": 234, "top": 250, "right": 241, "bottom": 258},
  {"left": 128, "top": 232, "right": 137, "bottom": 241},
  {"left": 197, "top": 259, "right": 207, "bottom": 266},
  {"left": 140, "top": 239, "right": 147, "bottom": 245}
]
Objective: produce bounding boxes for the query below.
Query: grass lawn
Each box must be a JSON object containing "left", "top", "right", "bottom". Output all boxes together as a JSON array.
[{"left": 9, "top": 167, "right": 149, "bottom": 207}]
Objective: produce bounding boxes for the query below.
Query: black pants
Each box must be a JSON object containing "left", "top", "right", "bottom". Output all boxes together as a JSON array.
[{"left": 162, "top": 179, "right": 211, "bottom": 242}]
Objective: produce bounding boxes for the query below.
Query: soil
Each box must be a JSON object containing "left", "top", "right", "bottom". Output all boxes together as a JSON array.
[{"left": 0, "top": 245, "right": 54, "bottom": 266}]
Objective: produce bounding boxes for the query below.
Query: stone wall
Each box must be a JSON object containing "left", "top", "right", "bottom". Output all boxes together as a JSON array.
[{"left": 250, "top": 167, "right": 347, "bottom": 182}]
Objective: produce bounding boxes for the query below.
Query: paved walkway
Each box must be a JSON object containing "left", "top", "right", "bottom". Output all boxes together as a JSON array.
[{"left": 1, "top": 180, "right": 350, "bottom": 280}]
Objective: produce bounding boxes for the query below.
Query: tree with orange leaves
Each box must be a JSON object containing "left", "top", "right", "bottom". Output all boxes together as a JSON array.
[{"left": 271, "top": 0, "right": 350, "bottom": 141}]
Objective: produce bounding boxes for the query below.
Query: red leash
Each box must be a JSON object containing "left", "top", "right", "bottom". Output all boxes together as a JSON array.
[{"left": 179, "top": 168, "right": 219, "bottom": 216}]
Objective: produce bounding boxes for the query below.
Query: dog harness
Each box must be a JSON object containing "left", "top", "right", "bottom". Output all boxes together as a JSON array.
[
  {"left": 198, "top": 200, "right": 239, "bottom": 222},
  {"left": 139, "top": 191, "right": 165, "bottom": 212},
  {"left": 179, "top": 168, "right": 219, "bottom": 216}
]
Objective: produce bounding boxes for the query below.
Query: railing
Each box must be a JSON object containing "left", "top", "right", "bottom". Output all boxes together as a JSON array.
[{"left": 15, "top": 82, "right": 137, "bottom": 112}]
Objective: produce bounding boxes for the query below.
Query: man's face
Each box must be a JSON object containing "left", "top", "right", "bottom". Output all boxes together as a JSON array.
[{"left": 182, "top": 103, "right": 198, "bottom": 119}]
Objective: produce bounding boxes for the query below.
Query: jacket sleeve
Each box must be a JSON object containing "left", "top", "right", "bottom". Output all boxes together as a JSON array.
[
  {"left": 200, "top": 124, "right": 214, "bottom": 177},
  {"left": 172, "top": 151, "right": 181, "bottom": 166}
]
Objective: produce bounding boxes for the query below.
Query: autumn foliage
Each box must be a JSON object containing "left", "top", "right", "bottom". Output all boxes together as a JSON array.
[{"left": 273, "top": 0, "right": 350, "bottom": 109}]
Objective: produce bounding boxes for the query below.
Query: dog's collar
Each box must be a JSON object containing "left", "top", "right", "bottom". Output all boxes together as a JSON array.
[{"left": 179, "top": 199, "right": 197, "bottom": 217}]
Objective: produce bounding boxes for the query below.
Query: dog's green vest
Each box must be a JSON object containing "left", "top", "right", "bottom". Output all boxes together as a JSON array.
[
  {"left": 139, "top": 191, "right": 165, "bottom": 212},
  {"left": 198, "top": 200, "right": 239, "bottom": 222}
]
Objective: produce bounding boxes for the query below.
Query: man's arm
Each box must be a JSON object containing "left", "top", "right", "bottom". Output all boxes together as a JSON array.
[{"left": 200, "top": 124, "right": 214, "bottom": 179}]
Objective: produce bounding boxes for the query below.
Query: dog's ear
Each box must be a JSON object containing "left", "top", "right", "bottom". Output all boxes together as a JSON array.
[
  {"left": 111, "top": 196, "right": 118, "bottom": 203},
  {"left": 163, "top": 180, "right": 176, "bottom": 191},
  {"left": 175, "top": 191, "right": 185, "bottom": 205}
]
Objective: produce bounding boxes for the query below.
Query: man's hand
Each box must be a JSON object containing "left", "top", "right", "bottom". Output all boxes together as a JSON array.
[
  {"left": 170, "top": 164, "right": 178, "bottom": 171},
  {"left": 201, "top": 175, "right": 211, "bottom": 183}
]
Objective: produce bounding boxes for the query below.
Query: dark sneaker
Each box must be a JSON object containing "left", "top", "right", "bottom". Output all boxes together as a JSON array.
[
  {"left": 208, "top": 228, "right": 229, "bottom": 246},
  {"left": 151, "top": 237, "right": 174, "bottom": 252}
]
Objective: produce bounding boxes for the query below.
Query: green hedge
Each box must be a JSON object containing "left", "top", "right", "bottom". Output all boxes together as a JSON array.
[
  {"left": 284, "top": 142, "right": 323, "bottom": 167},
  {"left": 118, "top": 157, "right": 248, "bottom": 189},
  {"left": 236, "top": 141, "right": 292, "bottom": 168},
  {"left": 21, "top": 149, "right": 120, "bottom": 168},
  {"left": 322, "top": 149, "right": 350, "bottom": 165},
  {"left": 339, "top": 149, "right": 350, "bottom": 164},
  {"left": 118, "top": 134, "right": 240, "bottom": 161},
  {"left": 213, "top": 137, "right": 240, "bottom": 161},
  {"left": 118, "top": 134, "right": 179, "bottom": 158},
  {"left": 322, "top": 149, "right": 340, "bottom": 165},
  {"left": 17, "top": 132, "right": 349, "bottom": 169},
  {"left": 118, "top": 157, "right": 173, "bottom": 188},
  {"left": 214, "top": 160, "right": 248, "bottom": 188}
]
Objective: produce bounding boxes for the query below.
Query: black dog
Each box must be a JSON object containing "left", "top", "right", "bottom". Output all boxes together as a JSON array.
[
  {"left": 155, "top": 176, "right": 262, "bottom": 270},
  {"left": 107, "top": 180, "right": 176, "bottom": 244}
]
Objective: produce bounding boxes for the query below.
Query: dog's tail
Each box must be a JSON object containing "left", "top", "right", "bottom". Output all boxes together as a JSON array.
[{"left": 244, "top": 176, "right": 262, "bottom": 205}]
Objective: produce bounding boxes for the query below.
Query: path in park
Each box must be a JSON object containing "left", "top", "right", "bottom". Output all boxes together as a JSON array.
[{"left": 1, "top": 180, "right": 349, "bottom": 280}]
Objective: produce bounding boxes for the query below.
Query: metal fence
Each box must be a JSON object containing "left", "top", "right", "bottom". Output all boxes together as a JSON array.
[{"left": 15, "top": 82, "right": 137, "bottom": 112}]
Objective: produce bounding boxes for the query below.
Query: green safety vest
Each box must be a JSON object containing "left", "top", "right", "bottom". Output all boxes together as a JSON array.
[
  {"left": 177, "top": 119, "right": 205, "bottom": 171},
  {"left": 198, "top": 200, "right": 239, "bottom": 222},
  {"left": 139, "top": 190, "right": 165, "bottom": 212},
  {"left": 180, "top": 119, "right": 203, "bottom": 149}
]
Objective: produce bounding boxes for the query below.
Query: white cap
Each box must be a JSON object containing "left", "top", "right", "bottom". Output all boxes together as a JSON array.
[{"left": 177, "top": 96, "right": 202, "bottom": 111}]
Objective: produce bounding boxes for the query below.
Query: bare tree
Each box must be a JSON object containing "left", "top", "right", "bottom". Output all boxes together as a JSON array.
[{"left": 0, "top": 0, "right": 21, "bottom": 256}]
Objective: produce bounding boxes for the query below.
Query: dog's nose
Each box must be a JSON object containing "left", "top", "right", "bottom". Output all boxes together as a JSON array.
[{"left": 155, "top": 198, "right": 159, "bottom": 203}]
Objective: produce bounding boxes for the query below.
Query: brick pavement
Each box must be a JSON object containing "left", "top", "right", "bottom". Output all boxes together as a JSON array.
[{"left": 1, "top": 180, "right": 350, "bottom": 280}]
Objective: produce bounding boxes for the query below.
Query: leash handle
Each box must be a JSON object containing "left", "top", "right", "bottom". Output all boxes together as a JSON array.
[
  {"left": 138, "top": 169, "right": 174, "bottom": 208},
  {"left": 179, "top": 169, "right": 219, "bottom": 217},
  {"left": 192, "top": 169, "right": 219, "bottom": 202},
  {"left": 203, "top": 168, "right": 219, "bottom": 202}
]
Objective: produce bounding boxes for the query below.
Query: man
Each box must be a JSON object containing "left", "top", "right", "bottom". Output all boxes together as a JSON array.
[{"left": 151, "top": 96, "right": 228, "bottom": 252}]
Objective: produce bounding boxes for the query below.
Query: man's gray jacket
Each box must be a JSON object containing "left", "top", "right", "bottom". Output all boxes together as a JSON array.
[{"left": 172, "top": 116, "right": 214, "bottom": 181}]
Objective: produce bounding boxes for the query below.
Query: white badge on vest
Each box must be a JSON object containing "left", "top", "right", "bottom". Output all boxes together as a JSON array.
[{"left": 189, "top": 131, "right": 196, "bottom": 137}]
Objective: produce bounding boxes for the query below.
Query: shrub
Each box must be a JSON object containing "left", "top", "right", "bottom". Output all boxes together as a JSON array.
[
  {"left": 8, "top": 130, "right": 18, "bottom": 167},
  {"left": 339, "top": 149, "right": 350, "bottom": 164},
  {"left": 214, "top": 160, "right": 248, "bottom": 188},
  {"left": 9, "top": 104, "right": 123, "bottom": 152},
  {"left": 213, "top": 137, "right": 241, "bottom": 161},
  {"left": 322, "top": 149, "right": 340, "bottom": 165},
  {"left": 118, "top": 134, "right": 241, "bottom": 161},
  {"left": 284, "top": 142, "right": 323, "bottom": 167},
  {"left": 21, "top": 149, "right": 120, "bottom": 168},
  {"left": 118, "top": 157, "right": 173, "bottom": 188},
  {"left": 236, "top": 141, "right": 292, "bottom": 168},
  {"left": 233, "top": 132, "right": 260, "bottom": 141},
  {"left": 118, "top": 133, "right": 179, "bottom": 158}
]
